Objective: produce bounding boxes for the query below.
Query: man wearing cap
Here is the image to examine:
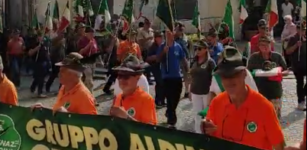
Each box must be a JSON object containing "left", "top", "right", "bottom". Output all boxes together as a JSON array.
[
  {"left": 286, "top": 23, "right": 306, "bottom": 111},
  {"left": 6, "top": 29, "right": 25, "bottom": 88},
  {"left": 248, "top": 36, "right": 288, "bottom": 120},
  {"left": 137, "top": 18, "right": 154, "bottom": 84},
  {"left": 202, "top": 47, "right": 285, "bottom": 150},
  {"left": 117, "top": 30, "right": 142, "bottom": 62},
  {"left": 0, "top": 56, "right": 18, "bottom": 105},
  {"left": 206, "top": 30, "right": 224, "bottom": 64},
  {"left": 110, "top": 54, "right": 157, "bottom": 125},
  {"left": 250, "top": 19, "right": 274, "bottom": 54},
  {"left": 208, "top": 47, "right": 258, "bottom": 102},
  {"left": 157, "top": 30, "right": 189, "bottom": 128},
  {"left": 28, "top": 31, "right": 51, "bottom": 98},
  {"left": 78, "top": 27, "right": 99, "bottom": 92},
  {"left": 147, "top": 31, "right": 165, "bottom": 107},
  {"left": 31, "top": 52, "right": 97, "bottom": 115}
]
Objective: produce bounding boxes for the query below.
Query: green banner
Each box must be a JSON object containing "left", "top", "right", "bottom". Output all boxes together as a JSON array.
[{"left": 0, "top": 103, "right": 260, "bottom": 150}]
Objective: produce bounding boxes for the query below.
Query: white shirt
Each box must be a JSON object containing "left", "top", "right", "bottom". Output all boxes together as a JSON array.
[
  {"left": 209, "top": 69, "right": 258, "bottom": 95},
  {"left": 114, "top": 74, "right": 150, "bottom": 95},
  {"left": 282, "top": 3, "right": 294, "bottom": 17},
  {"left": 137, "top": 27, "right": 154, "bottom": 49}
]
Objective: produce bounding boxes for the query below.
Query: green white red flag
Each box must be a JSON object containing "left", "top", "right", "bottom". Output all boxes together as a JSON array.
[
  {"left": 58, "top": 1, "right": 71, "bottom": 32},
  {"left": 239, "top": 0, "right": 248, "bottom": 24},
  {"left": 265, "top": 0, "right": 279, "bottom": 28}
]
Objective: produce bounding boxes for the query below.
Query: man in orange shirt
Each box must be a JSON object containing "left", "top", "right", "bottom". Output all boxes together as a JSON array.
[
  {"left": 285, "top": 120, "right": 306, "bottom": 150},
  {"left": 202, "top": 47, "right": 285, "bottom": 150},
  {"left": 117, "top": 30, "right": 142, "bottom": 62},
  {"left": 110, "top": 54, "right": 157, "bottom": 125},
  {"left": 31, "top": 53, "right": 97, "bottom": 115},
  {"left": 0, "top": 56, "right": 18, "bottom": 105}
]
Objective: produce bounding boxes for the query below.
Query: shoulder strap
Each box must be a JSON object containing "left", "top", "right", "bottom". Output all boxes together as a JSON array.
[{"left": 214, "top": 75, "right": 225, "bottom": 92}]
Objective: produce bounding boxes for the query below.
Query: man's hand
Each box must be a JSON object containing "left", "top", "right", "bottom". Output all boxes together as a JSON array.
[
  {"left": 163, "top": 46, "right": 169, "bottom": 53},
  {"left": 297, "top": 41, "right": 302, "bottom": 47},
  {"left": 30, "top": 103, "right": 44, "bottom": 111},
  {"left": 282, "top": 70, "right": 290, "bottom": 76},
  {"left": 201, "top": 119, "right": 217, "bottom": 134},
  {"left": 110, "top": 107, "right": 128, "bottom": 119}
]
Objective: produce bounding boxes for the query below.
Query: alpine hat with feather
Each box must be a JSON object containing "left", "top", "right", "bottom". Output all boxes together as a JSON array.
[{"left": 112, "top": 54, "right": 149, "bottom": 74}]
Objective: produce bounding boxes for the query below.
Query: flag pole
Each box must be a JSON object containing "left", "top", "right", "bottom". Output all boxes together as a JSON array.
[
  {"left": 298, "top": 14, "right": 303, "bottom": 62},
  {"left": 36, "top": 1, "right": 52, "bottom": 62}
]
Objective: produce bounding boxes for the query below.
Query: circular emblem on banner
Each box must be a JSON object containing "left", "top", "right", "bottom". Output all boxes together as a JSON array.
[
  {"left": 127, "top": 108, "right": 136, "bottom": 117},
  {"left": 247, "top": 122, "right": 257, "bottom": 133}
]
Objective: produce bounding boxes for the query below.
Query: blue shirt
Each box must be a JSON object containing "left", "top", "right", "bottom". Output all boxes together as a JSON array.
[
  {"left": 156, "top": 42, "right": 185, "bottom": 79},
  {"left": 210, "top": 42, "right": 224, "bottom": 63}
]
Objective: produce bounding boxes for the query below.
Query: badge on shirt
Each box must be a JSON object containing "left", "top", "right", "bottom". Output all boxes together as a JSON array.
[
  {"left": 246, "top": 121, "right": 257, "bottom": 133},
  {"left": 64, "top": 102, "right": 71, "bottom": 109},
  {"left": 127, "top": 108, "right": 136, "bottom": 117}
]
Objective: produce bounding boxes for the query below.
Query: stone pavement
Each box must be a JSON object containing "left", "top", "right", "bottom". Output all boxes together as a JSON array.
[{"left": 16, "top": 74, "right": 305, "bottom": 146}]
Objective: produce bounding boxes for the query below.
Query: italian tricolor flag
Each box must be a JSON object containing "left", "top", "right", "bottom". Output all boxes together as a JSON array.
[
  {"left": 94, "top": 0, "right": 111, "bottom": 31},
  {"left": 45, "top": 3, "right": 53, "bottom": 33},
  {"left": 251, "top": 67, "right": 283, "bottom": 82},
  {"left": 239, "top": 0, "right": 248, "bottom": 24},
  {"left": 58, "top": 1, "right": 71, "bottom": 32},
  {"left": 265, "top": 0, "right": 279, "bottom": 28}
]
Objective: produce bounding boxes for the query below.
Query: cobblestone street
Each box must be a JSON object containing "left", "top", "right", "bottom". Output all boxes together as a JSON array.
[{"left": 17, "top": 74, "right": 306, "bottom": 146}]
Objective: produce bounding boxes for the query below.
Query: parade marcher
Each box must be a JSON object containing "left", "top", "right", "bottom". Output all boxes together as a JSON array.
[
  {"left": 28, "top": 31, "right": 51, "bottom": 98},
  {"left": 24, "top": 28, "right": 38, "bottom": 75},
  {"left": 78, "top": 27, "right": 99, "bottom": 93},
  {"left": 206, "top": 30, "right": 223, "bottom": 64},
  {"left": 281, "top": 0, "right": 294, "bottom": 19},
  {"left": 137, "top": 18, "right": 154, "bottom": 84},
  {"left": 285, "top": 120, "right": 306, "bottom": 150},
  {"left": 189, "top": 41, "right": 216, "bottom": 133},
  {"left": 248, "top": 36, "right": 288, "bottom": 120},
  {"left": 281, "top": 15, "right": 297, "bottom": 68},
  {"left": 0, "top": 56, "right": 18, "bottom": 105},
  {"left": 6, "top": 29, "right": 25, "bottom": 88},
  {"left": 45, "top": 32, "right": 66, "bottom": 93},
  {"left": 31, "top": 52, "right": 97, "bottom": 115},
  {"left": 147, "top": 31, "right": 165, "bottom": 107},
  {"left": 157, "top": 30, "right": 189, "bottom": 129},
  {"left": 209, "top": 48, "right": 258, "bottom": 102},
  {"left": 110, "top": 54, "right": 157, "bottom": 125},
  {"left": 117, "top": 30, "right": 142, "bottom": 62},
  {"left": 174, "top": 24, "right": 190, "bottom": 98},
  {"left": 202, "top": 47, "right": 285, "bottom": 150},
  {"left": 250, "top": 19, "right": 274, "bottom": 53},
  {"left": 286, "top": 23, "right": 306, "bottom": 111}
]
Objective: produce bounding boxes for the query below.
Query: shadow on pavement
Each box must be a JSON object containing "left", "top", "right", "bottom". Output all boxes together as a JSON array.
[{"left": 281, "top": 109, "right": 306, "bottom": 128}]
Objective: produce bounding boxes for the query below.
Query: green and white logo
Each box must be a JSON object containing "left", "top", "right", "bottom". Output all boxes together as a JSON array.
[
  {"left": 246, "top": 122, "right": 257, "bottom": 133},
  {"left": 127, "top": 108, "right": 136, "bottom": 117},
  {"left": 64, "top": 102, "right": 71, "bottom": 109},
  {"left": 0, "top": 114, "right": 21, "bottom": 150}
]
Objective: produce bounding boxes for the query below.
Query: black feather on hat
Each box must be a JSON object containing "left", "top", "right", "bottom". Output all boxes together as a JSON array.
[{"left": 112, "top": 54, "right": 149, "bottom": 74}]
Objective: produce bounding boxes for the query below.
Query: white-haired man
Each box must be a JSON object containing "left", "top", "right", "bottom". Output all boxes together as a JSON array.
[
  {"left": 0, "top": 56, "right": 18, "bottom": 105},
  {"left": 31, "top": 53, "right": 97, "bottom": 115}
]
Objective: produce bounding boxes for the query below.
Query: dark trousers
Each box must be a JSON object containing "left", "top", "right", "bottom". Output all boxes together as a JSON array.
[
  {"left": 103, "top": 69, "right": 117, "bottom": 91},
  {"left": 164, "top": 78, "right": 183, "bottom": 125},
  {"left": 294, "top": 69, "right": 307, "bottom": 104},
  {"left": 152, "top": 67, "right": 165, "bottom": 104},
  {"left": 46, "top": 62, "right": 60, "bottom": 92},
  {"left": 31, "top": 62, "right": 48, "bottom": 95},
  {"left": 8, "top": 55, "right": 22, "bottom": 87},
  {"left": 142, "top": 50, "right": 152, "bottom": 82},
  {"left": 283, "top": 48, "right": 291, "bottom": 68}
]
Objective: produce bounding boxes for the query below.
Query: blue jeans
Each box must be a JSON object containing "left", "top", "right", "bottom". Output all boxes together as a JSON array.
[{"left": 8, "top": 55, "right": 22, "bottom": 87}]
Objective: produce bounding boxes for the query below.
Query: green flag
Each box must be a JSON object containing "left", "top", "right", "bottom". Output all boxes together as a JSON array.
[
  {"left": 85, "top": 0, "right": 94, "bottom": 16},
  {"left": 121, "top": 0, "right": 134, "bottom": 24},
  {"left": 53, "top": 0, "right": 60, "bottom": 20},
  {"left": 156, "top": 0, "right": 175, "bottom": 31},
  {"left": 220, "top": 0, "right": 234, "bottom": 39},
  {"left": 31, "top": 9, "right": 40, "bottom": 30},
  {"left": 192, "top": 0, "right": 201, "bottom": 37},
  {"left": 297, "top": 0, "right": 306, "bottom": 18},
  {"left": 75, "top": 0, "right": 84, "bottom": 17}
]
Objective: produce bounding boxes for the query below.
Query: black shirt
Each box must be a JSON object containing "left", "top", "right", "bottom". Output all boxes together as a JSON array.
[{"left": 287, "top": 34, "right": 306, "bottom": 71}]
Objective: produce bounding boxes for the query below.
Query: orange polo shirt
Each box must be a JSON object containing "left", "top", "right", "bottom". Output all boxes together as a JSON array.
[
  {"left": 304, "top": 120, "right": 306, "bottom": 144},
  {"left": 207, "top": 85, "right": 284, "bottom": 150},
  {"left": 53, "top": 83, "right": 97, "bottom": 115},
  {"left": 113, "top": 87, "right": 157, "bottom": 125},
  {"left": 117, "top": 40, "right": 142, "bottom": 61},
  {"left": 0, "top": 75, "right": 18, "bottom": 105}
]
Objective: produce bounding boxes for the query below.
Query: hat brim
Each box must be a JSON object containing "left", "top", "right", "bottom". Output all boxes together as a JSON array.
[
  {"left": 112, "top": 62, "right": 150, "bottom": 73},
  {"left": 213, "top": 66, "right": 246, "bottom": 78},
  {"left": 55, "top": 62, "right": 86, "bottom": 72}
]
